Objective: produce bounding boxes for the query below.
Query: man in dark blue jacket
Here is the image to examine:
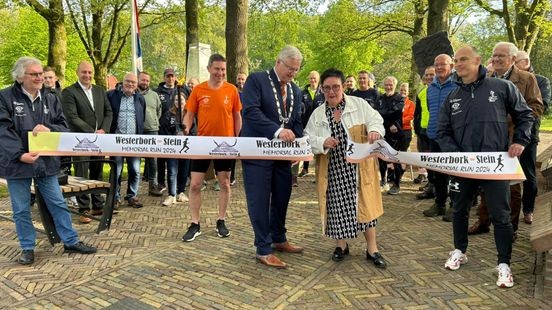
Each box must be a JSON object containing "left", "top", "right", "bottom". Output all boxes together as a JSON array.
[
  {"left": 241, "top": 45, "right": 305, "bottom": 269},
  {"left": 437, "top": 46, "right": 533, "bottom": 288},
  {"left": 0, "top": 57, "right": 96, "bottom": 265},
  {"left": 422, "top": 54, "right": 457, "bottom": 220},
  {"left": 107, "top": 73, "right": 146, "bottom": 208}
]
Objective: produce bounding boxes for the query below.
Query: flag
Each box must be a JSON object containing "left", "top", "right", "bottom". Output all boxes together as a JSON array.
[{"left": 131, "top": 0, "right": 143, "bottom": 74}]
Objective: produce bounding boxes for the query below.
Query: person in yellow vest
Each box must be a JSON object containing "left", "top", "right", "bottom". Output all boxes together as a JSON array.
[{"left": 413, "top": 66, "right": 434, "bottom": 190}]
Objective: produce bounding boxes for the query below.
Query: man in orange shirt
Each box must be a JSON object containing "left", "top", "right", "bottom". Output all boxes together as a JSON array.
[{"left": 182, "top": 54, "right": 242, "bottom": 242}]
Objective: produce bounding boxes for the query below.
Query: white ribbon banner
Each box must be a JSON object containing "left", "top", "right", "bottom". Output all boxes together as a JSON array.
[
  {"left": 346, "top": 139, "right": 525, "bottom": 181},
  {"left": 28, "top": 132, "right": 313, "bottom": 161}
]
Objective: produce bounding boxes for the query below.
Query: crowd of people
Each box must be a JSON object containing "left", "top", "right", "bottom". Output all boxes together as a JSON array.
[{"left": 0, "top": 41, "right": 548, "bottom": 290}]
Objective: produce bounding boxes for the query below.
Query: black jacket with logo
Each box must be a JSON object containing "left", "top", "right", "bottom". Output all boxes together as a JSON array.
[
  {"left": 0, "top": 82, "right": 68, "bottom": 179},
  {"left": 437, "top": 66, "right": 533, "bottom": 153}
]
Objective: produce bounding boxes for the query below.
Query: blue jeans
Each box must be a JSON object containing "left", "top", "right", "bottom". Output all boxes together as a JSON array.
[
  {"left": 144, "top": 131, "right": 158, "bottom": 186},
  {"left": 113, "top": 156, "right": 141, "bottom": 201},
  {"left": 7, "top": 176, "right": 79, "bottom": 250},
  {"left": 167, "top": 158, "right": 178, "bottom": 196}
]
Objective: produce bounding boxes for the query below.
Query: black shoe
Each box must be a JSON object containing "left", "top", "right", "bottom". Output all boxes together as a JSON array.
[
  {"left": 332, "top": 244, "right": 349, "bottom": 262},
  {"left": 149, "top": 185, "right": 163, "bottom": 197},
  {"left": 64, "top": 241, "right": 97, "bottom": 254},
  {"left": 387, "top": 185, "right": 400, "bottom": 195},
  {"left": 128, "top": 197, "right": 143, "bottom": 208},
  {"left": 413, "top": 174, "right": 427, "bottom": 184},
  {"left": 215, "top": 219, "right": 230, "bottom": 238},
  {"left": 442, "top": 207, "right": 453, "bottom": 222},
  {"left": 182, "top": 223, "right": 201, "bottom": 242},
  {"left": 18, "top": 250, "right": 34, "bottom": 265},
  {"left": 366, "top": 251, "right": 387, "bottom": 269},
  {"left": 423, "top": 203, "right": 445, "bottom": 217},
  {"left": 416, "top": 190, "right": 435, "bottom": 200}
]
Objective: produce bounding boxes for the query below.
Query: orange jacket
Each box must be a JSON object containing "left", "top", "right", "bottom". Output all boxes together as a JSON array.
[{"left": 402, "top": 97, "right": 415, "bottom": 131}]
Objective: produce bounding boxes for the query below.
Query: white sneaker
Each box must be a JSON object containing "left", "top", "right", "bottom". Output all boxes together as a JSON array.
[
  {"left": 445, "top": 249, "right": 468, "bottom": 270},
  {"left": 162, "top": 195, "right": 176, "bottom": 206},
  {"left": 176, "top": 192, "right": 189, "bottom": 202},
  {"left": 496, "top": 263, "right": 514, "bottom": 288}
]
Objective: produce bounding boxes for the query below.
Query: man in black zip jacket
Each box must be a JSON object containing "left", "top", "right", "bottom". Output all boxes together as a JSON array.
[
  {"left": 437, "top": 46, "right": 533, "bottom": 288},
  {"left": 0, "top": 57, "right": 97, "bottom": 265}
]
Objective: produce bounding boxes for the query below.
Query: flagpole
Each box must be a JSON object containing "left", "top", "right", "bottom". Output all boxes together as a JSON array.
[{"left": 130, "top": 0, "right": 137, "bottom": 76}]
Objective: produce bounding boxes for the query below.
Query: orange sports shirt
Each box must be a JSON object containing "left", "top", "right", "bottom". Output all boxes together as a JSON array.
[{"left": 185, "top": 81, "right": 242, "bottom": 136}]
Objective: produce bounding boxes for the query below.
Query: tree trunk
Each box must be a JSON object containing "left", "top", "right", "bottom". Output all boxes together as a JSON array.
[
  {"left": 409, "top": 1, "right": 425, "bottom": 99},
  {"left": 186, "top": 0, "right": 199, "bottom": 70},
  {"left": 48, "top": 19, "right": 67, "bottom": 84},
  {"left": 26, "top": 0, "right": 67, "bottom": 84},
  {"left": 474, "top": 0, "right": 549, "bottom": 54},
  {"left": 427, "top": 0, "right": 449, "bottom": 35},
  {"left": 94, "top": 63, "right": 109, "bottom": 91},
  {"left": 225, "top": 0, "right": 249, "bottom": 84}
]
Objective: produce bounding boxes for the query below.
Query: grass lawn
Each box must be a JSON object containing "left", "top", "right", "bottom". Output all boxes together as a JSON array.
[{"left": 541, "top": 114, "right": 552, "bottom": 132}]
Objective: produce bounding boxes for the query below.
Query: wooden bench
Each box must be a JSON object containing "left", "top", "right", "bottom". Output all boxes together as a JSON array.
[
  {"left": 530, "top": 191, "right": 552, "bottom": 252},
  {"left": 0, "top": 159, "right": 117, "bottom": 245}
]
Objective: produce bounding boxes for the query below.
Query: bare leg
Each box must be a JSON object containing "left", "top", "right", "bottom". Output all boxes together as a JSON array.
[
  {"left": 363, "top": 227, "right": 378, "bottom": 255},
  {"left": 216, "top": 171, "right": 231, "bottom": 220},
  {"left": 189, "top": 172, "right": 205, "bottom": 223},
  {"left": 336, "top": 239, "right": 347, "bottom": 249}
]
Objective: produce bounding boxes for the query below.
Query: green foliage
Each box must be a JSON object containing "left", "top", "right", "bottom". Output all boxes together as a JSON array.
[
  {"left": 304, "top": 0, "right": 384, "bottom": 82},
  {"left": 0, "top": 184, "right": 7, "bottom": 198},
  {"left": 452, "top": 13, "right": 508, "bottom": 62},
  {"left": 248, "top": 9, "right": 310, "bottom": 73},
  {"left": 125, "top": 2, "right": 226, "bottom": 84},
  {"left": 541, "top": 114, "right": 552, "bottom": 131},
  {"left": 1, "top": 0, "right": 550, "bottom": 93},
  {"left": 0, "top": 6, "right": 87, "bottom": 87},
  {"left": 0, "top": 7, "right": 47, "bottom": 87},
  {"left": 531, "top": 34, "right": 552, "bottom": 81}
]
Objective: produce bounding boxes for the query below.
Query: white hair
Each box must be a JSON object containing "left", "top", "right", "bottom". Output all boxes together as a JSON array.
[
  {"left": 384, "top": 76, "right": 398, "bottom": 86},
  {"left": 277, "top": 45, "right": 303, "bottom": 62},
  {"left": 11, "top": 56, "right": 42, "bottom": 81},
  {"left": 494, "top": 42, "right": 518, "bottom": 57}
]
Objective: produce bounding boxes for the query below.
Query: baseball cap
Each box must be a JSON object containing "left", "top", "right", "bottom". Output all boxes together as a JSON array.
[{"left": 164, "top": 68, "right": 175, "bottom": 76}]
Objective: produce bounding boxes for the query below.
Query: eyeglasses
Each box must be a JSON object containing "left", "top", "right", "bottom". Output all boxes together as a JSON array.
[
  {"left": 124, "top": 79, "right": 137, "bottom": 84},
  {"left": 25, "top": 72, "right": 44, "bottom": 78},
  {"left": 492, "top": 54, "right": 509, "bottom": 59},
  {"left": 280, "top": 60, "right": 300, "bottom": 73},
  {"left": 321, "top": 85, "right": 342, "bottom": 93}
]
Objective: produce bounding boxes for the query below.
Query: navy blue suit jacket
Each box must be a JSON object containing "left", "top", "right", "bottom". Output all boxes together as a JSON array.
[{"left": 241, "top": 69, "right": 303, "bottom": 139}]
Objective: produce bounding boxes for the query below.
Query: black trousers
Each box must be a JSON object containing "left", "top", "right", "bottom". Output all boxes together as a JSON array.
[
  {"left": 73, "top": 156, "right": 105, "bottom": 212},
  {"left": 429, "top": 139, "right": 449, "bottom": 206},
  {"left": 450, "top": 177, "right": 512, "bottom": 265},
  {"left": 519, "top": 141, "right": 538, "bottom": 214}
]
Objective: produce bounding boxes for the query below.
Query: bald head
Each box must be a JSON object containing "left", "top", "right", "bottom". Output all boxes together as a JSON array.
[
  {"left": 77, "top": 61, "right": 94, "bottom": 87},
  {"left": 453, "top": 46, "right": 481, "bottom": 84}
]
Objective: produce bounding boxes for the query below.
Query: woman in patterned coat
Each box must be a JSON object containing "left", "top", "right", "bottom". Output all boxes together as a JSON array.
[{"left": 305, "top": 68, "right": 387, "bottom": 267}]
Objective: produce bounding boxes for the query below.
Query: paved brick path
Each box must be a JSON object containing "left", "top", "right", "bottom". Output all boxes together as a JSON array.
[{"left": 0, "top": 135, "right": 551, "bottom": 309}]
